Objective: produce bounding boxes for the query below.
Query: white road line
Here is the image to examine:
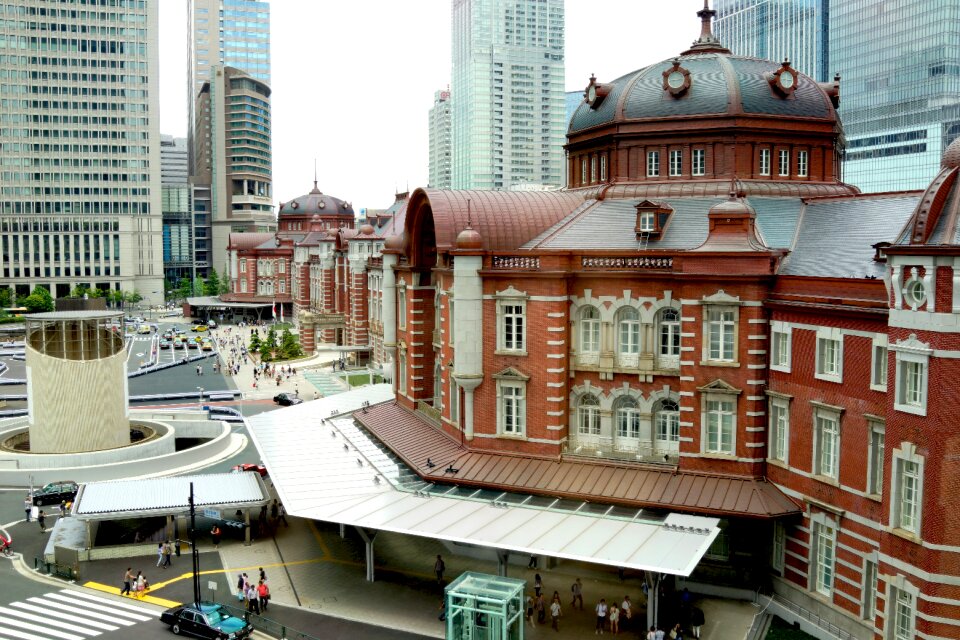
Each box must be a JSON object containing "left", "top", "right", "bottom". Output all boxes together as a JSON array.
[
  {"left": 39, "top": 595, "right": 149, "bottom": 622},
  {"left": 9, "top": 603, "right": 118, "bottom": 632},
  {"left": 0, "top": 626, "right": 53, "bottom": 640},
  {"left": 57, "top": 591, "right": 157, "bottom": 616},
  {"left": 24, "top": 598, "right": 135, "bottom": 627},
  {"left": 0, "top": 616, "right": 83, "bottom": 640},
  {"left": 0, "top": 609, "right": 100, "bottom": 636}
]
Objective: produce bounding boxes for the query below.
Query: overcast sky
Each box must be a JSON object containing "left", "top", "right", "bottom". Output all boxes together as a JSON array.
[{"left": 158, "top": 2, "right": 696, "bottom": 211}]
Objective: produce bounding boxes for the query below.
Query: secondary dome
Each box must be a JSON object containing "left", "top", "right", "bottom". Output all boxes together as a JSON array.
[{"left": 279, "top": 181, "right": 354, "bottom": 218}]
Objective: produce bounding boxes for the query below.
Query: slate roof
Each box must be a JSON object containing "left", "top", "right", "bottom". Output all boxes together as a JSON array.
[
  {"left": 569, "top": 51, "right": 835, "bottom": 135},
  {"left": 227, "top": 232, "right": 276, "bottom": 251},
  {"left": 278, "top": 182, "right": 353, "bottom": 218},
  {"left": 779, "top": 193, "right": 921, "bottom": 278}
]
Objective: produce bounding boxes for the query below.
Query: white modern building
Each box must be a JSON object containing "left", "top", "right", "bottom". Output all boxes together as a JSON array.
[
  {"left": 428, "top": 89, "right": 452, "bottom": 189},
  {"left": 0, "top": 0, "right": 164, "bottom": 304},
  {"left": 450, "top": 0, "right": 566, "bottom": 190}
]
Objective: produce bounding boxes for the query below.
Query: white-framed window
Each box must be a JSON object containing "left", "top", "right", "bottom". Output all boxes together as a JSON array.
[
  {"left": 498, "top": 380, "right": 526, "bottom": 436},
  {"left": 811, "top": 516, "right": 836, "bottom": 597},
  {"left": 704, "top": 398, "right": 735, "bottom": 454},
  {"left": 815, "top": 327, "right": 843, "bottom": 382},
  {"left": 778, "top": 149, "right": 789, "bottom": 176},
  {"left": 450, "top": 379, "right": 459, "bottom": 425},
  {"left": 760, "top": 148, "right": 771, "bottom": 175},
  {"left": 239, "top": 260, "right": 246, "bottom": 273},
  {"left": 768, "top": 395, "right": 790, "bottom": 464},
  {"left": 647, "top": 150, "right": 660, "bottom": 177},
  {"left": 638, "top": 210, "right": 656, "bottom": 232},
  {"left": 669, "top": 149, "right": 682, "bottom": 176},
  {"left": 434, "top": 290, "right": 442, "bottom": 333},
  {"left": 590, "top": 156, "right": 597, "bottom": 183},
  {"left": 599, "top": 155, "right": 607, "bottom": 181},
  {"left": 692, "top": 148, "right": 705, "bottom": 176},
  {"left": 706, "top": 308, "right": 737, "bottom": 363},
  {"left": 871, "top": 334, "right": 888, "bottom": 391},
  {"left": 617, "top": 307, "right": 640, "bottom": 359},
  {"left": 615, "top": 396, "right": 640, "bottom": 440},
  {"left": 891, "top": 443, "right": 924, "bottom": 536},
  {"left": 397, "top": 285, "right": 407, "bottom": 330},
  {"left": 770, "top": 321, "right": 792, "bottom": 372},
  {"left": 581, "top": 157, "right": 588, "bottom": 185},
  {"left": 448, "top": 297, "right": 455, "bottom": 345},
  {"left": 658, "top": 307, "right": 681, "bottom": 369},
  {"left": 893, "top": 337, "right": 930, "bottom": 416},
  {"left": 497, "top": 295, "right": 527, "bottom": 354},
  {"left": 887, "top": 578, "right": 917, "bottom": 640},
  {"left": 433, "top": 361, "right": 442, "bottom": 408},
  {"left": 397, "top": 351, "right": 407, "bottom": 394},
  {"left": 772, "top": 520, "right": 785, "bottom": 572},
  {"left": 240, "top": 280, "right": 247, "bottom": 293},
  {"left": 579, "top": 306, "right": 601, "bottom": 354},
  {"left": 867, "top": 420, "right": 885, "bottom": 497},
  {"left": 812, "top": 403, "right": 842, "bottom": 480},
  {"left": 862, "top": 556, "right": 878, "bottom": 620},
  {"left": 577, "top": 393, "right": 601, "bottom": 436},
  {"left": 655, "top": 399, "right": 680, "bottom": 451},
  {"left": 278, "top": 260, "right": 285, "bottom": 273},
  {"left": 279, "top": 280, "right": 286, "bottom": 294},
  {"left": 797, "top": 150, "right": 809, "bottom": 177}
]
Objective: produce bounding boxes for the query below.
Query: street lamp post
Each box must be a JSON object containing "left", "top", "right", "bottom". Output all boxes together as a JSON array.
[{"left": 197, "top": 386, "right": 204, "bottom": 412}]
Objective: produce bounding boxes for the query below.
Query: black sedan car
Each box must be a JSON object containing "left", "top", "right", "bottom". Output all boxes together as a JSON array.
[
  {"left": 31, "top": 481, "right": 78, "bottom": 506},
  {"left": 273, "top": 392, "right": 303, "bottom": 406},
  {"left": 159, "top": 602, "right": 252, "bottom": 640}
]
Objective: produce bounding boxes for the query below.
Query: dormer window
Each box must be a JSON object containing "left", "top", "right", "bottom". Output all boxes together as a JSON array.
[
  {"left": 873, "top": 242, "right": 891, "bottom": 262},
  {"left": 634, "top": 200, "right": 673, "bottom": 238},
  {"left": 770, "top": 58, "right": 798, "bottom": 97},
  {"left": 584, "top": 74, "right": 612, "bottom": 109}
]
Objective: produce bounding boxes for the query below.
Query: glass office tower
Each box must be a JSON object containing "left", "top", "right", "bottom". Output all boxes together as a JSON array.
[
  {"left": 832, "top": 0, "right": 960, "bottom": 192},
  {"left": 0, "top": 0, "right": 163, "bottom": 304},
  {"left": 714, "top": 0, "right": 828, "bottom": 81},
  {"left": 429, "top": 89, "right": 453, "bottom": 189},
  {"left": 451, "top": 0, "right": 566, "bottom": 190}
]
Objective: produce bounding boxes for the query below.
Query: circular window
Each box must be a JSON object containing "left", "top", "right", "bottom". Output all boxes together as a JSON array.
[{"left": 903, "top": 278, "right": 926, "bottom": 308}]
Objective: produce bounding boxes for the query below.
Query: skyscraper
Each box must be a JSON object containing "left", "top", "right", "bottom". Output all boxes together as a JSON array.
[
  {"left": 714, "top": 0, "right": 960, "bottom": 193},
  {"left": 160, "top": 136, "right": 194, "bottom": 286},
  {"left": 714, "top": 0, "right": 828, "bottom": 81},
  {"left": 428, "top": 89, "right": 452, "bottom": 189},
  {"left": 0, "top": 0, "right": 163, "bottom": 304},
  {"left": 187, "top": 0, "right": 272, "bottom": 279},
  {"left": 451, "top": 0, "right": 566, "bottom": 190}
]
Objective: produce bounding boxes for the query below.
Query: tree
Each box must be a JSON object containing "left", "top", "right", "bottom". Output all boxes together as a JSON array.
[
  {"left": 205, "top": 268, "right": 223, "bottom": 296},
  {"left": 87, "top": 287, "right": 105, "bottom": 299},
  {"left": 192, "top": 278, "right": 204, "bottom": 297},
  {"left": 0, "top": 288, "right": 12, "bottom": 309},
  {"left": 279, "top": 328, "right": 303, "bottom": 359},
  {"left": 248, "top": 332, "right": 261, "bottom": 353},
  {"left": 106, "top": 290, "right": 124, "bottom": 309},
  {"left": 69, "top": 285, "right": 89, "bottom": 299},
  {"left": 20, "top": 286, "right": 54, "bottom": 313},
  {"left": 128, "top": 291, "right": 143, "bottom": 306},
  {"left": 263, "top": 327, "right": 278, "bottom": 353},
  {"left": 177, "top": 278, "right": 192, "bottom": 302}
]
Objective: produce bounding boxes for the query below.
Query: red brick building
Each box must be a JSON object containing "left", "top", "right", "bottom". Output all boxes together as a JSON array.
[{"left": 350, "top": 8, "right": 960, "bottom": 640}]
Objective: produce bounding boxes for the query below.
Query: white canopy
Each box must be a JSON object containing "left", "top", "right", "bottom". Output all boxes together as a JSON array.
[{"left": 246, "top": 386, "right": 720, "bottom": 577}]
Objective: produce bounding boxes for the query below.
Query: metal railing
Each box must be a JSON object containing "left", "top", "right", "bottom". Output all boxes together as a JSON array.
[
  {"left": 218, "top": 603, "right": 322, "bottom": 640},
  {"left": 564, "top": 436, "right": 680, "bottom": 465},
  {"left": 34, "top": 557, "right": 77, "bottom": 581},
  {"left": 760, "top": 591, "right": 855, "bottom": 640}
]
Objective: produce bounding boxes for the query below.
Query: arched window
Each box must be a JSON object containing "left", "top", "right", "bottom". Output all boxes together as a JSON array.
[
  {"left": 615, "top": 396, "right": 640, "bottom": 439},
  {"left": 658, "top": 307, "right": 681, "bottom": 368},
  {"left": 580, "top": 306, "right": 601, "bottom": 354},
  {"left": 618, "top": 307, "right": 640, "bottom": 359},
  {"left": 578, "top": 394, "right": 601, "bottom": 435},
  {"left": 655, "top": 399, "right": 680, "bottom": 452}
]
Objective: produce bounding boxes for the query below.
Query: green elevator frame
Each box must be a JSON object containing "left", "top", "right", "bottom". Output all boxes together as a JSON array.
[{"left": 445, "top": 572, "right": 525, "bottom": 640}]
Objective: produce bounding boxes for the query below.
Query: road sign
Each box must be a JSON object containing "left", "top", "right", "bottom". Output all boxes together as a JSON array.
[{"left": 202, "top": 508, "right": 221, "bottom": 519}]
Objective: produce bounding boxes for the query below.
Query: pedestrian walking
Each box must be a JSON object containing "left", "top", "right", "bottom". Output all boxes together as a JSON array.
[
  {"left": 277, "top": 502, "right": 288, "bottom": 527},
  {"left": 259, "top": 567, "right": 267, "bottom": 583},
  {"left": 162, "top": 540, "right": 172, "bottom": 568},
  {"left": 550, "top": 595, "right": 562, "bottom": 632},
  {"left": 196, "top": 364, "right": 202, "bottom": 376},
  {"left": 525, "top": 595, "right": 535, "bottom": 627},
  {"left": 270, "top": 499, "right": 279, "bottom": 521},
  {"left": 609, "top": 602, "right": 620, "bottom": 635},
  {"left": 527, "top": 555, "right": 538, "bottom": 569},
  {"left": 246, "top": 583, "right": 260, "bottom": 614},
  {"left": 120, "top": 567, "right": 133, "bottom": 596},
  {"left": 596, "top": 598, "right": 608, "bottom": 634},
  {"left": 571, "top": 577, "right": 584, "bottom": 610},
  {"left": 690, "top": 607, "right": 705, "bottom": 639},
  {"left": 621, "top": 595, "right": 633, "bottom": 630},
  {"left": 670, "top": 623, "right": 683, "bottom": 640},
  {"left": 535, "top": 592, "right": 546, "bottom": 624},
  {"left": 156, "top": 542, "right": 164, "bottom": 567},
  {"left": 24, "top": 496, "right": 31, "bottom": 522},
  {"left": 236, "top": 573, "right": 247, "bottom": 601},
  {"left": 211, "top": 525, "right": 221, "bottom": 549},
  {"left": 257, "top": 579, "right": 270, "bottom": 611},
  {"left": 37, "top": 510, "right": 46, "bottom": 533},
  {"left": 434, "top": 554, "right": 446, "bottom": 584},
  {"left": 136, "top": 571, "right": 147, "bottom": 598},
  {"left": 59, "top": 500, "right": 67, "bottom": 518}
]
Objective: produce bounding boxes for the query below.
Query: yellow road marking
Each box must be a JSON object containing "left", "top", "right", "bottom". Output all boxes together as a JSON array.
[
  {"left": 146, "top": 557, "right": 326, "bottom": 590},
  {"left": 83, "top": 581, "right": 180, "bottom": 608},
  {"left": 307, "top": 520, "right": 332, "bottom": 557}
]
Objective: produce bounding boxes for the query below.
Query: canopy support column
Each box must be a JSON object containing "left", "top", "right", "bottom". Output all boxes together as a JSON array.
[
  {"left": 340, "top": 523, "right": 346, "bottom": 539},
  {"left": 355, "top": 527, "right": 378, "bottom": 582},
  {"left": 496, "top": 549, "right": 510, "bottom": 577},
  {"left": 644, "top": 571, "right": 662, "bottom": 631}
]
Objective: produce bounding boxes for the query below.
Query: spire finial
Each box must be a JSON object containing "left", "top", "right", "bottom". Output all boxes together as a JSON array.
[
  {"left": 313, "top": 158, "right": 318, "bottom": 190},
  {"left": 466, "top": 198, "right": 473, "bottom": 229},
  {"left": 682, "top": 0, "right": 730, "bottom": 55}
]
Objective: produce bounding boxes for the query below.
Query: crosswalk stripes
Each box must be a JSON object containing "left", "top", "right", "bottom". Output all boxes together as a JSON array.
[{"left": 0, "top": 589, "right": 156, "bottom": 640}]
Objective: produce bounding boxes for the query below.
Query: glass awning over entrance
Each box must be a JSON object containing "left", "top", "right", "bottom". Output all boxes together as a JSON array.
[{"left": 247, "top": 386, "right": 720, "bottom": 577}]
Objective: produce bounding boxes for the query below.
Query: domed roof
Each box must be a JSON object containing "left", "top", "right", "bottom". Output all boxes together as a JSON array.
[
  {"left": 456, "top": 226, "right": 483, "bottom": 250},
  {"left": 942, "top": 136, "right": 960, "bottom": 169},
  {"left": 569, "top": 6, "right": 837, "bottom": 135},
  {"left": 278, "top": 181, "right": 354, "bottom": 218}
]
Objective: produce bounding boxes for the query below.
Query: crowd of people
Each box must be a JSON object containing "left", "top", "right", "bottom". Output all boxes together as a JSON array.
[{"left": 236, "top": 567, "right": 271, "bottom": 614}]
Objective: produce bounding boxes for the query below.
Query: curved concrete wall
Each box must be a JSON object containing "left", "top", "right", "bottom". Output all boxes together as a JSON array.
[{"left": 27, "top": 342, "right": 129, "bottom": 452}]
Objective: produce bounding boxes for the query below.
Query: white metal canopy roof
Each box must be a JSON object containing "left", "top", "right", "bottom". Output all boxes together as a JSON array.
[
  {"left": 246, "top": 386, "right": 720, "bottom": 577},
  {"left": 74, "top": 473, "right": 269, "bottom": 519}
]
